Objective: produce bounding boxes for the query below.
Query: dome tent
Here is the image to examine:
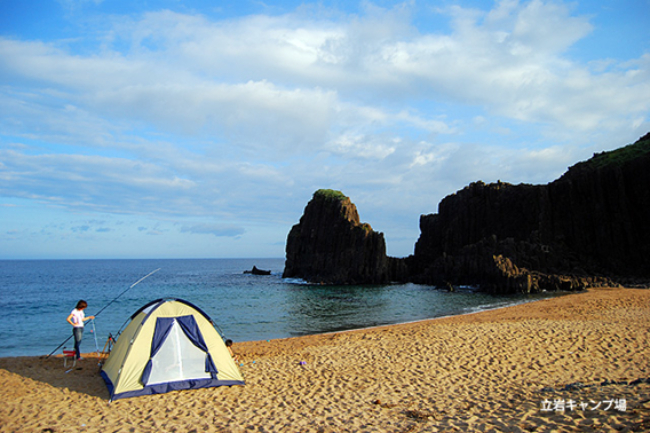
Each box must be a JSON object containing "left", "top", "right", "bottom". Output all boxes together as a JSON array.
[{"left": 101, "top": 298, "right": 244, "bottom": 401}]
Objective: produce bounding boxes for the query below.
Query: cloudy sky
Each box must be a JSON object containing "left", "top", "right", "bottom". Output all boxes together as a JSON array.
[{"left": 1, "top": 0, "right": 649, "bottom": 260}]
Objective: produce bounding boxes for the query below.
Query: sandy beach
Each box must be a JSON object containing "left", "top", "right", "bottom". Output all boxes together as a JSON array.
[{"left": 1, "top": 287, "right": 649, "bottom": 432}]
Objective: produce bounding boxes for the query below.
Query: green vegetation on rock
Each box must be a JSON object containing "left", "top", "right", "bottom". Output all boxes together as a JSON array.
[
  {"left": 577, "top": 135, "right": 650, "bottom": 171},
  {"left": 314, "top": 189, "right": 347, "bottom": 201}
]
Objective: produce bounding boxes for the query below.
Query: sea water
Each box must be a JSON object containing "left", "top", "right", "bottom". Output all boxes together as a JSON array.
[{"left": 0, "top": 259, "right": 560, "bottom": 357}]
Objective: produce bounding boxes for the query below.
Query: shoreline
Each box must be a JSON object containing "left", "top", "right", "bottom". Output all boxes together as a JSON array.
[
  {"left": 0, "top": 292, "right": 571, "bottom": 361},
  {"left": 1, "top": 287, "right": 649, "bottom": 432},
  {"left": 249, "top": 289, "right": 573, "bottom": 344},
  {"left": 0, "top": 286, "right": 563, "bottom": 360}
]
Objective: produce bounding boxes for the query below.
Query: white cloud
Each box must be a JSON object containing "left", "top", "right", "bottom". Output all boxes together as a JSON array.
[
  {"left": 409, "top": 141, "right": 459, "bottom": 168},
  {"left": 326, "top": 133, "right": 396, "bottom": 159},
  {"left": 0, "top": 1, "right": 648, "bottom": 258},
  {"left": 2, "top": 2, "right": 646, "bottom": 147},
  {"left": 180, "top": 223, "right": 245, "bottom": 237}
]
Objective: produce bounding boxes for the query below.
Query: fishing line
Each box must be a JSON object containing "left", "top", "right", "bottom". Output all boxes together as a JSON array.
[
  {"left": 90, "top": 318, "right": 100, "bottom": 357},
  {"left": 45, "top": 268, "right": 161, "bottom": 358},
  {"left": 93, "top": 268, "right": 161, "bottom": 318}
]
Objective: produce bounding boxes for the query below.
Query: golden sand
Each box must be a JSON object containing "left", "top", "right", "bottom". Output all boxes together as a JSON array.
[{"left": 1, "top": 287, "right": 649, "bottom": 432}]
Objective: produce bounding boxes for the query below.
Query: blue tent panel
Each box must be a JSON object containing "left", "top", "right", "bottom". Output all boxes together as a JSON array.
[{"left": 101, "top": 370, "right": 244, "bottom": 401}]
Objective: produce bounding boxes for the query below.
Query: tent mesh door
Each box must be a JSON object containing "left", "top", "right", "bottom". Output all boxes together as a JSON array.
[{"left": 146, "top": 320, "right": 211, "bottom": 385}]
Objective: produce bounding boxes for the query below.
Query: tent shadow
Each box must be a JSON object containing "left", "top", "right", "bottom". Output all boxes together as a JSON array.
[{"left": 0, "top": 354, "right": 111, "bottom": 400}]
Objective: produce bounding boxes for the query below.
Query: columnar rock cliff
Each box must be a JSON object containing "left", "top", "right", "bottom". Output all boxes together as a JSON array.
[
  {"left": 412, "top": 132, "right": 650, "bottom": 292},
  {"left": 282, "top": 189, "right": 391, "bottom": 284},
  {"left": 284, "top": 134, "right": 650, "bottom": 292}
]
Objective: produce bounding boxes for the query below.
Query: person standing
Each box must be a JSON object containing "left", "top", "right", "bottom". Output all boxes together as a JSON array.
[{"left": 66, "top": 300, "right": 95, "bottom": 360}]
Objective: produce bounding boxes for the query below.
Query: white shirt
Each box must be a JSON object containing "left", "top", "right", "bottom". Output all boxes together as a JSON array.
[{"left": 70, "top": 308, "right": 85, "bottom": 328}]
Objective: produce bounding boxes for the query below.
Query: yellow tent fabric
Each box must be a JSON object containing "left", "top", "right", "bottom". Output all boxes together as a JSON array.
[{"left": 101, "top": 298, "right": 244, "bottom": 401}]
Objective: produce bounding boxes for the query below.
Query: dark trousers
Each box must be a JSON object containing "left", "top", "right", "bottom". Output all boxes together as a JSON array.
[{"left": 73, "top": 327, "right": 84, "bottom": 359}]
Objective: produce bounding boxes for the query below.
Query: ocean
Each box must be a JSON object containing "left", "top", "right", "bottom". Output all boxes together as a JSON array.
[{"left": 0, "top": 258, "right": 559, "bottom": 358}]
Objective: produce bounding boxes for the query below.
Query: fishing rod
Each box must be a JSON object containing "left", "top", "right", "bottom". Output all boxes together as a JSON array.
[{"left": 45, "top": 268, "right": 161, "bottom": 358}]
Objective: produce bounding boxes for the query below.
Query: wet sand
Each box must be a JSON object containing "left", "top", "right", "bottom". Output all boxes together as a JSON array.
[{"left": 1, "top": 287, "right": 649, "bottom": 432}]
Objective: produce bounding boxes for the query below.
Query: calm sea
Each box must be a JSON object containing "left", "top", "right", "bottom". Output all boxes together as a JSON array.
[{"left": 0, "top": 259, "right": 559, "bottom": 358}]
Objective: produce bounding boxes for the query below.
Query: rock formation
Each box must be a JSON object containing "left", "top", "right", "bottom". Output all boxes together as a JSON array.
[
  {"left": 282, "top": 189, "right": 391, "bottom": 284},
  {"left": 283, "top": 133, "right": 650, "bottom": 292},
  {"left": 243, "top": 266, "right": 271, "bottom": 275},
  {"left": 411, "top": 132, "right": 650, "bottom": 292}
]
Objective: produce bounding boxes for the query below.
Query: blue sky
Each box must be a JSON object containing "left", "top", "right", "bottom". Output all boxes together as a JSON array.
[{"left": 1, "top": 0, "right": 649, "bottom": 260}]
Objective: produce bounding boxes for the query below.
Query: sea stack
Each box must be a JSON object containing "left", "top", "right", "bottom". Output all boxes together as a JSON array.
[{"left": 282, "top": 189, "right": 390, "bottom": 284}]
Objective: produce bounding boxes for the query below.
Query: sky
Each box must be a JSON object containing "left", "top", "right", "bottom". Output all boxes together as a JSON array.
[{"left": 1, "top": 0, "right": 649, "bottom": 260}]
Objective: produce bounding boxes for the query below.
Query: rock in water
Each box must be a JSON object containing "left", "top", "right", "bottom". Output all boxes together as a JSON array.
[
  {"left": 244, "top": 266, "right": 271, "bottom": 275},
  {"left": 282, "top": 189, "right": 390, "bottom": 284}
]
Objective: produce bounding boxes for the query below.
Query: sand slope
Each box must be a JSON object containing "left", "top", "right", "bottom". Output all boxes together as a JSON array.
[{"left": 1, "top": 287, "right": 649, "bottom": 432}]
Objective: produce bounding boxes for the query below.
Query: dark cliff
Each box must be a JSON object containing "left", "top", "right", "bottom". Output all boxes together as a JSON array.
[
  {"left": 284, "top": 134, "right": 650, "bottom": 292},
  {"left": 412, "top": 133, "right": 650, "bottom": 292},
  {"left": 282, "top": 189, "right": 391, "bottom": 284},
  {"left": 545, "top": 135, "right": 650, "bottom": 276}
]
